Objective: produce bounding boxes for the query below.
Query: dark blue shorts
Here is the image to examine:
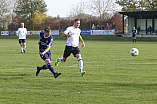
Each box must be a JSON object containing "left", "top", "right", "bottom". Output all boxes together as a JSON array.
[
  {"left": 39, "top": 49, "right": 52, "bottom": 61},
  {"left": 132, "top": 34, "right": 136, "bottom": 38}
]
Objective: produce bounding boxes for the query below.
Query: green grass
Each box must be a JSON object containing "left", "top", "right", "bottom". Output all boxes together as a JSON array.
[{"left": 1, "top": 37, "right": 157, "bottom": 104}]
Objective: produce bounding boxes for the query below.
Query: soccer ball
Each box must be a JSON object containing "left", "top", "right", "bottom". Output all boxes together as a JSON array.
[{"left": 130, "top": 48, "right": 139, "bottom": 56}]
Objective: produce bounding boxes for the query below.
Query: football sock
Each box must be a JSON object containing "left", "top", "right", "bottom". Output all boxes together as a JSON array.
[
  {"left": 135, "top": 39, "right": 136, "bottom": 43},
  {"left": 47, "top": 63, "right": 56, "bottom": 74},
  {"left": 39, "top": 65, "right": 47, "bottom": 70},
  {"left": 23, "top": 45, "right": 26, "bottom": 50},
  {"left": 78, "top": 57, "right": 83, "bottom": 72},
  {"left": 20, "top": 46, "right": 23, "bottom": 52},
  {"left": 132, "top": 39, "right": 134, "bottom": 43},
  {"left": 58, "top": 57, "right": 64, "bottom": 62}
]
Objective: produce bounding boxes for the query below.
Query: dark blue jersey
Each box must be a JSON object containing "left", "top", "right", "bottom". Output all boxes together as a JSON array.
[
  {"left": 132, "top": 29, "right": 137, "bottom": 35},
  {"left": 39, "top": 31, "right": 53, "bottom": 53}
]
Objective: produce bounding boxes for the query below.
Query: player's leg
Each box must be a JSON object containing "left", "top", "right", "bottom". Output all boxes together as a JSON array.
[
  {"left": 132, "top": 34, "right": 135, "bottom": 43},
  {"left": 20, "top": 44, "right": 23, "bottom": 53},
  {"left": 55, "top": 46, "right": 71, "bottom": 66},
  {"left": 36, "top": 65, "right": 48, "bottom": 76},
  {"left": 37, "top": 65, "right": 47, "bottom": 70},
  {"left": 135, "top": 37, "right": 136, "bottom": 43},
  {"left": 36, "top": 53, "right": 48, "bottom": 76},
  {"left": 57, "top": 57, "right": 68, "bottom": 62},
  {"left": 19, "top": 39, "right": 23, "bottom": 53},
  {"left": 74, "top": 47, "right": 85, "bottom": 76},
  {"left": 23, "top": 40, "right": 26, "bottom": 53},
  {"left": 45, "top": 59, "right": 56, "bottom": 74},
  {"left": 36, "top": 53, "right": 61, "bottom": 78},
  {"left": 55, "top": 57, "right": 68, "bottom": 66},
  {"left": 45, "top": 58, "right": 61, "bottom": 78}
]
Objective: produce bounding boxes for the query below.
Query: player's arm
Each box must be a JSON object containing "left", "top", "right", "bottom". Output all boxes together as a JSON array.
[
  {"left": 62, "top": 27, "right": 72, "bottom": 37},
  {"left": 25, "top": 29, "right": 27, "bottom": 36},
  {"left": 17, "top": 29, "right": 19, "bottom": 37},
  {"left": 41, "top": 38, "right": 53, "bottom": 56},
  {"left": 79, "top": 35, "right": 85, "bottom": 48},
  {"left": 40, "top": 47, "right": 50, "bottom": 56},
  {"left": 62, "top": 32, "right": 72, "bottom": 37}
]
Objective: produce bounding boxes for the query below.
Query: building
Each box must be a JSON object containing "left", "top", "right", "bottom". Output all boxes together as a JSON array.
[{"left": 119, "top": 11, "right": 157, "bottom": 37}]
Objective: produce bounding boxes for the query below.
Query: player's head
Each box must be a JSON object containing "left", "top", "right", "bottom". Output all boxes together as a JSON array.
[
  {"left": 44, "top": 26, "right": 51, "bottom": 37},
  {"left": 21, "top": 23, "right": 24, "bottom": 28},
  {"left": 133, "top": 26, "right": 135, "bottom": 29},
  {"left": 74, "top": 19, "right": 80, "bottom": 28}
]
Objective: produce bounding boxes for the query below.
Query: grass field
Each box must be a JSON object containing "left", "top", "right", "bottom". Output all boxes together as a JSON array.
[{"left": 1, "top": 36, "right": 157, "bottom": 104}]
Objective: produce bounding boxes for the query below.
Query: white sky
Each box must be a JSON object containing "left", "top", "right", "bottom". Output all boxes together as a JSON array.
[
  {"left": 44, "top": 0, "right": 83, "bottom": 17},
  {"left": 44, "top": 0, "right": 121, "bottom": 17}
]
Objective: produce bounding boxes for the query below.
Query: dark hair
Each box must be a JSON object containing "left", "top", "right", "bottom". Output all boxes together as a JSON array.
[
  {"left": 44, "top": 26, "right": 51, "bottom": 33},
  {"left": 74, "top": 19, "right": 80, "bottom": 22}
]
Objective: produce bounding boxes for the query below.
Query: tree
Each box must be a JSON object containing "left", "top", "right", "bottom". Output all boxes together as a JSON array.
[
  {"left": 0, "top": 0, "right": 12, "bottom": 30},
  {"left": 70, "top": 1, "right": 87, "bottom": 18},
  {"left": 88, "top": 0, "right": 118, "bottom": 19},
  {"left": 116, "top": 0, "right": 157, "bottom": 11},
  {"left": 15, "top": 0, "right": 47, "bottom": 22},
  {"left": 31, "top": 11, "right": 46, "bottom": 24},
  {"left": 112, "top": 12, "right": 122, "bottom": 33}
]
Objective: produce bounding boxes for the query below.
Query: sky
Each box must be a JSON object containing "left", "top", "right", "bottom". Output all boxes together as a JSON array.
[
  {"left": 44, "top": 0, "right": 84, "bottom": 17},
  {"left": 44, "top": 0, "right": 121, "bottom": 17}
]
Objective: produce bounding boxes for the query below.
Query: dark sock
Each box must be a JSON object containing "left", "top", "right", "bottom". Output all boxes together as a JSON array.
[
  {"left": 135, "top": 39, "right": 136, "bottom": 43},
  {"left": 133, "top": 39, "right": 134, "bottom": 43},
  {"left": 39, "top": 65, "right": 47, "bottom": 70},
  {"left": 47, "top": 63, "right": 56, "bottom": 74}
]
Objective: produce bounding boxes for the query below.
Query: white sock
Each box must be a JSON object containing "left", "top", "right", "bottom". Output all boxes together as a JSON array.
[
  {"left": 20, "top": 46, "right": 23, "bottom": 52},
  {"left": 23, "top": 45, "right": 26, "bottom": 50},
  {"left": 78, "top": 57, "right": 83, "bottom": 72},
  {"left": 58, "top": 57, "right": 64, "bottom": 62}
]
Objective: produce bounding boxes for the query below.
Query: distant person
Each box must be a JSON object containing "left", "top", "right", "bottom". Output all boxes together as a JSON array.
[
  {"left": 102, "top": 25, "right": 105, "bottom": 30},
  {"left": 147, "top": 25, "right": 152, "bottom": 35},
  {"left": 92, "top": 24, "right": 95, "bottom": 30},
  {"left": 112, "top": 22, "right": 115, "bottom": 29},
  {"left": 97, "top": 25, "right": 100, "bottom": 29},
  {"left": 137, "top": 25, "right": 141, "bottom": 35},
  {"left": 55, "top": 19, "right": 86, "bottom": 76},
  {"left": 36, "top": 26, "right": 61, "bottom": 78},
  {"left": 106, "top": 23, "right": 109, "bottom": 30},
  {"left": 109, "top": 24, "right": 113, "bottom": 29},
  {"left": 132, "top": 26, "right": 137, "bottom": 43},
  {"left": 17, "top": 23, "right": 27, "bottom": 53}
]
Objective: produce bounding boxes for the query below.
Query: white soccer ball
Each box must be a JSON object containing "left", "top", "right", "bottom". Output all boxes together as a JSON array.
[{"left": 130, "top": 48, "right": 139, "bottom": 56}]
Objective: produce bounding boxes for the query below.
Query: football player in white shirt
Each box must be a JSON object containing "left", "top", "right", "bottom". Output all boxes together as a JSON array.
[
  {"left": 55, "top": 19, "right": 86, "bottom": 76},
  {"left": 17, "top": 23, "right": 27, "bottom": 53}
]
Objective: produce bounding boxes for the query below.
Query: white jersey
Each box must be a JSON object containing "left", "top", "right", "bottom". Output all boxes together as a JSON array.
[
  {"left": 64, "top": 26, "right": 81, "bottom": 47},
  {"left": 17, "top": 28, "right": 27, "bottom": 39}
]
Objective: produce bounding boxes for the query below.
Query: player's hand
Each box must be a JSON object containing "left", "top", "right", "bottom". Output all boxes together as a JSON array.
[
  {"left": 68, "top": 34, "right": 72, "bottom": 37},
  {"left": 82, "top": 42, "right": 85, "bottom": 48},
  {"left": 40, "top": 52, "right": 45, "bottom": 56}
]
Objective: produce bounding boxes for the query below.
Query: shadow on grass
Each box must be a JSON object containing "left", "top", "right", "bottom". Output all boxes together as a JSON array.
[
  {"left": 0, "top": 74, "right": 27, "bottom": 76},
  {"left": 0, "top": 74, "right": 28, "bottom": 80}
]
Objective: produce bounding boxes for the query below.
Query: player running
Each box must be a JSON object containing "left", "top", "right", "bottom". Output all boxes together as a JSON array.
[
  {"left": 55, "top": 19, "right": 86, "bottom": 76},
  {"left": 36, "top": 26, "right": 61, "bottom": 78},
  {"left": 17, "top": 23, "right": 27, "bottom": 53}
]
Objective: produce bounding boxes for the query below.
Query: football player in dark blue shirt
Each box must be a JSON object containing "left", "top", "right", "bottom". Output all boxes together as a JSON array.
[
  {"left": 132, "top": 26, "right": 137, "bottom": 43},
  {"left": 36, "top": 26, "right": 61, "bottom": 78}
]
